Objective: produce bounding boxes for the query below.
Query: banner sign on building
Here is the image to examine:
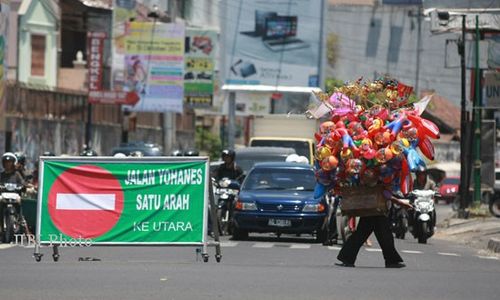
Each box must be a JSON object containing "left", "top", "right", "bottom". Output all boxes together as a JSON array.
[
  {"left": 112, "top": 0, "right": 140, "bottom": 90},
  {"left": 37, "top": 158, "right": 209, "bottom": 245},
  {"left": 221, "top": 0, "right": 322, "bottom": 88},
  {"left": 123, "top": 22, "right": 185, "bottom": 112},
  {"left": 184, "top": 29, "right": 217, "bottom": 108},
  {"left": 87, "top": 32, "right": 106, "bottom": 92}
]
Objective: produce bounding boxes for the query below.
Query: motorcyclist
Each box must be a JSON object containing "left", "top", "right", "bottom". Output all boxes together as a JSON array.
[
  {"left": 1, "top": 153, "right": 26, "bottom": 237},
  {"left": 413, "top": 169, "right": 437, "bottom": 191},
  {"left": 213, "top": 149, "right": 243, "bottom": 183},
  {"left": 409, "top": 169, "right": 437, "bottom": 233},
  {"left": 1, "top": 152, "right": 25, "bottom": 186},
  {"left": 14, "top": 152, "right": 31, "bottom": 182}
]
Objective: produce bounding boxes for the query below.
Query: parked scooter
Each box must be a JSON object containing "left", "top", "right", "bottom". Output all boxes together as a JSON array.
[
  {"left": 489, "top": 195, "right": 500, "bottom": 218},
  {"left": 213, "top": 178, "right": 240, "bottom": 236},
  {"left": 0, "top": 183, "right": 25, "bottom": 243},
  {"left": 409, "top": 189, "right": 437, "bottom": 244}
]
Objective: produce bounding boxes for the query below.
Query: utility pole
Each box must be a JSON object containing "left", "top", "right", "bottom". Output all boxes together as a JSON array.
[
  {"left": 458, "top": 14, "right": 468, "bottom": 215},
  {"left": 163, "top": 0, "right": 177, "bottom": 154},
  {"left": 415, "top": 4, "right": 422, "bottom": 94},
  {"left": 227, "top": 92, "right": 236, "bottom": 149},
  {"left": 472, "top": 15, "right": 482, "bottom": 206}
]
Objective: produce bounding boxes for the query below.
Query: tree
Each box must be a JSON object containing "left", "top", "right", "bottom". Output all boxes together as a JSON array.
[{"left": 326, "top": 33, "right": 340, "bottom": 69}]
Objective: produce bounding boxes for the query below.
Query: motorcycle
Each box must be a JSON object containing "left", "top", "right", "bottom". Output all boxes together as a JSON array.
[
  {"left": 389, "top": 194, "right": 409, "bottom": 239},
  {"left": 213, "top": 178, "right": 240, "bottom": 236},
  {"left": 409, "top": 189, "right": 437, "bottom": 244},
  {"left": 0, "top": 183, "right": 25, "bottom": 243}
]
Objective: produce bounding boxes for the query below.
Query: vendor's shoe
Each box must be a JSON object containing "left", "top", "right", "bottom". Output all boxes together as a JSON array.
[
  {"left": 385, "top": 262, "right": 406, "bottom": 268},
  {"left": 335, "top": 261, "right": 355, "bottom": 268}
]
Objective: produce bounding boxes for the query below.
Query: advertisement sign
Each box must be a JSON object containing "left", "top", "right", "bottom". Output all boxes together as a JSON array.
[
  {"left": 222, "top": 0, "right": 322, "bottom": 88},
  {"left": 37, "top": 158, "right": 209, "bottom": 245},
  {"left": 87, "top": 32, "right": 106, "bottom": 92},
  {"left": 184, "top": 29, "right": 217, "bottom": 108},
  {"left": 112, "top": 0, "right": 139, "bottom": 90},
  {"left": 123, "top": 22, "right": 185, "bottom": 112},
  {"left": 485, "top": 72, "right": 500, "bottom": 108}
]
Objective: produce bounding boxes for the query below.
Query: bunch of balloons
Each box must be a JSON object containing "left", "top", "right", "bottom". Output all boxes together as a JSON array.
[{"left": 311, "top": 77, "right": 439, "bottom": 196}]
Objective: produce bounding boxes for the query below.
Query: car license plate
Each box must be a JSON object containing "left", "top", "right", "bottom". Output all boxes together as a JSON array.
[{"left": 268, "top": 219, "right": 291, "bottom": 227}]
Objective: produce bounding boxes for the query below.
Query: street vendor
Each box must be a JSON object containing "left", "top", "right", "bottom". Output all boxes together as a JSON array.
[{"left": 335, "top": 189, "right": 413, "bottom": 268}]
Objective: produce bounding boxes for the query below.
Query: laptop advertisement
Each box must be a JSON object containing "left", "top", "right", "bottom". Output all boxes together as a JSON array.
[{"left": 222, "top": 0, "right": 323, "bottom": 88}]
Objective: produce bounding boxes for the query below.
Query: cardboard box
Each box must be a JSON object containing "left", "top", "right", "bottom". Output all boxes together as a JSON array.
[{"left": 340, "top": 185, "right": 389, "bottom": 217}]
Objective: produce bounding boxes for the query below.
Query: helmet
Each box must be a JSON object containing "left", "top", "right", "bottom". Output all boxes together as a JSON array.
[
  {"left": 114, "top": 152, "right": 127, "bottom": 158},
  {"left": 2, "top": 152, "right": 18, "bottom": 165},
  {"left": 221, "top": 149, "right": 235, "bottom": 160},
  {"left": 14, "top": 152, "right": 26, "bottom": 165},
  {"left": 184, "top": 149, "right": 199, "bottom": 156},
  {"left": 170, "top": 150, "right": 183, "bottom": 156},
  {"left": 129, "top": 151, "right": 144, "bottom": 157},
  {"left": 42, "top": 151, "right": 55, "bottom": 156},
  {"left": 79, "top": 149, "right": 98, "bottom": 156}
]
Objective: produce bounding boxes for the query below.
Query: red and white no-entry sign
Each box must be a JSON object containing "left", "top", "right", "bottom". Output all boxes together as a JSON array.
[{"left": 48, "top": 165, "right": 124, "bottom": 239}]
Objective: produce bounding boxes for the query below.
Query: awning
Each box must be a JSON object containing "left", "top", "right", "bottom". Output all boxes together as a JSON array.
[
  {"left": 221, "top": 84, "right": 322, "bottom": 93},
  {"left": 78, "top": 0, "right": 112, "bottom": 10}
]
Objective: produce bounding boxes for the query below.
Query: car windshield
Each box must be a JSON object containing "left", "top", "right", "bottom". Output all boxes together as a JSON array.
[
  {"left": 251, "top": 140, "right": 310, "bottom": 159},
  {"left": 243, "top": 168, "right": 316, "bottom": 191},
  {"left": 236, "top": 155, "right": 288, "bottom": 174},
  {"left": 442, "top": 177, "right": 460, "bottom": 185}
]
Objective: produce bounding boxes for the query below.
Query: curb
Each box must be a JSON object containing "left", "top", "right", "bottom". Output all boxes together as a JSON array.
[{"left": 487, "top": 238, "right": 500, "bottom": 253}]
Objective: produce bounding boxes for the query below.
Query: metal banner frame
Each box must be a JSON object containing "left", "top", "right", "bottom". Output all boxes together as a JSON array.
[{"left": 33, "top": 156, "right": 221, "bottom": 263}]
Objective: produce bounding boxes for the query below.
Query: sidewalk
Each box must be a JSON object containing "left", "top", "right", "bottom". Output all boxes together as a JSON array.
[{"left": 435, "top": 206, "right": 500, "bottom": 257}]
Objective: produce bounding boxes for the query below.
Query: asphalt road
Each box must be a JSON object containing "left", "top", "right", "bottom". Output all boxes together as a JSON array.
[{"left": 0, "top": 204, "right": 498, "bottom": 300}]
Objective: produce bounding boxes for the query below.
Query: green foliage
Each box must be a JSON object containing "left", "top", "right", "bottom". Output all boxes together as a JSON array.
[
  {"left": 325, "top": 77, "right": 344, "bottom": 94},
  {"left": 326, "top": 33, "right": 339, "bottom": 69},
  {"left": 195, "top": 126, "right": 222, "bottom": 161}
]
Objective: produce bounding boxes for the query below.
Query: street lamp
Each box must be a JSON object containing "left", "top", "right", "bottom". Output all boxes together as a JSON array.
[{"left": 437, "top": 11, "right": 469, "bottom": 216}]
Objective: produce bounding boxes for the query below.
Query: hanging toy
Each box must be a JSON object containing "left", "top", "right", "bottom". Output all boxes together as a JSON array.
[
  {"left": 407, "top": 114, "right": 440, "bottom": 140},
  {"left": 417, "top": 136, "right": 435, "bottom": 160}
]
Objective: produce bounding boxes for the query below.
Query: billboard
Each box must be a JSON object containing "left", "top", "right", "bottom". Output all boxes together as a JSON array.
[
  {"left": 37, "top": 158, "right": 209, "bottom": 245},
  {"left": 123, "top": 22, "right": 185, "bottom": 112},
  {"left": 221, "top": 0, "right": 323, "bottom": 88},
  {"left": 184, "top": 29, "right": 217, "bottom": 108}
]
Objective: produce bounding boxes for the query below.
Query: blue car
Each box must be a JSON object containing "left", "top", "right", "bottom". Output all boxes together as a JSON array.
[{"left": 232, "top": 162, "right": 328, "bottom": 242}]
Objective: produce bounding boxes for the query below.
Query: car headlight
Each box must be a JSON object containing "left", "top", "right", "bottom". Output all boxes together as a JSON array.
[
  {"left": 302, "top": 203, "right": 325, "bottom": 212},
  {"left": 235, "top": 201, "right": 257, "bottom": 211}
]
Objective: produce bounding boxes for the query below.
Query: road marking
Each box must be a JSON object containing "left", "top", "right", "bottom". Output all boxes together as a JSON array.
[
  {"left": 290, "top": 244, "right": 311, "bottom": 249},
  {"left": 56, "top": 193, "right": 116, "bottom": 210},
  {"left": 477, "top": 255, "right": 499, "bottom": 260},
  {"left": 402, "top": 250, "right": 423, "bottom": 254},
  {"left": 0, "top": 244, "right": 15, "bottom": 250},
  {"left": 220, "top": 241, "right": 238, "bottom": 247},
  {"left": 253, "top": 243, "right": 274, "bottom": 248},
  {"left": 365, "top": 248, "right": 382, "bottom": 252},
  {"left": 328, "top": 246, "right": 342, "bottom": 251},
  {"left": 438, "top": 252, "right": 461, "bottom": 257}
]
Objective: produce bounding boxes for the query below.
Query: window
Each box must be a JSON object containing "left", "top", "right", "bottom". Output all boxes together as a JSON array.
[{"left": 31, "top": 34, "right": 46, "bottom": 76}]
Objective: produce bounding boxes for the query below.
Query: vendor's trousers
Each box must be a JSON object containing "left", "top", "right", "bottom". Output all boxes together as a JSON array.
[{"left": 337, "top": 215, "right": 403, "bottom": 265}]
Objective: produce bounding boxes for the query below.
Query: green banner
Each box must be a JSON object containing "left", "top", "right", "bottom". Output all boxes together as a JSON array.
[{"left": 37, "top": 158, "right": 208, "bottom": 245}]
